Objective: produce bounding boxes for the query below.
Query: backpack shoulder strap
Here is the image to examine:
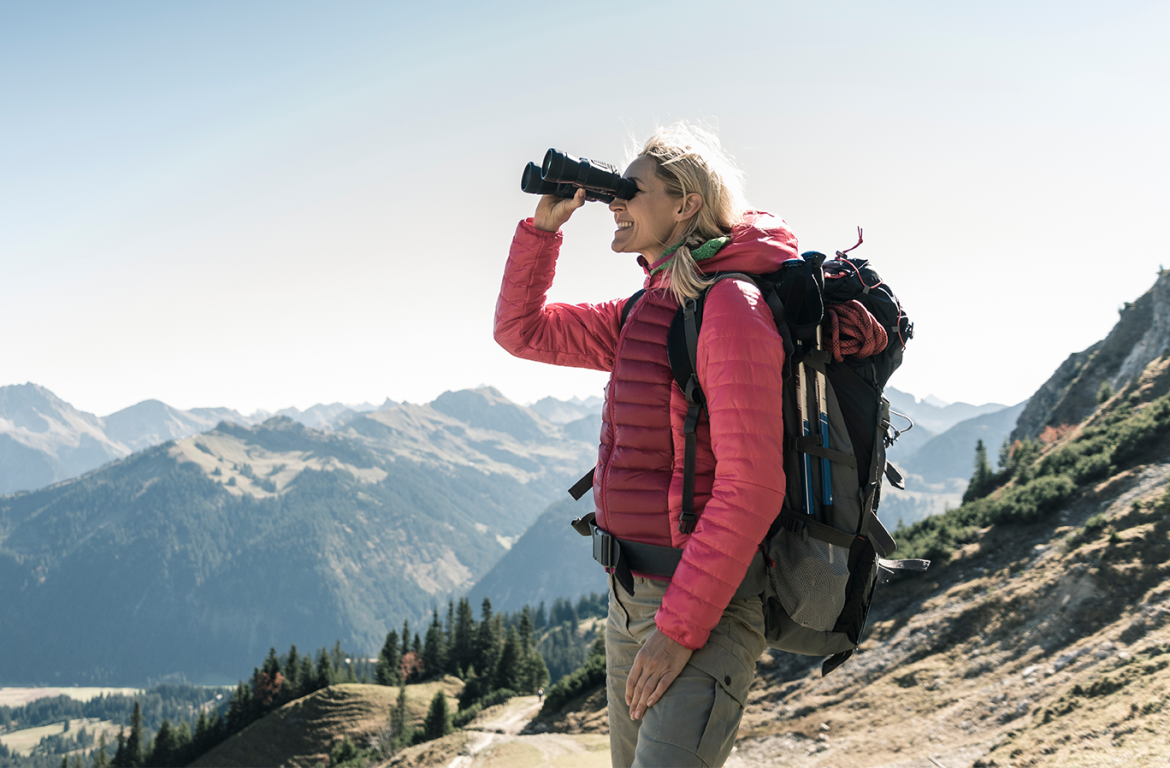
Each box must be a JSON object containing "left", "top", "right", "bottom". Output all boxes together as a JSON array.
[
  {"left": 567, "top": 288, "right": 648, "bottom": 503},
  {"left": 620, "top": 289, "right": 646, "bottom": 328},
  {"left": 669, "top": 273, "right": 759, "bottom": 533}
]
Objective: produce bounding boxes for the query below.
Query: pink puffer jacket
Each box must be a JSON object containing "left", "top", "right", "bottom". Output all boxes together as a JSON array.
[{"left": 494, "top": 211, "right": 798, "bottom": 649}]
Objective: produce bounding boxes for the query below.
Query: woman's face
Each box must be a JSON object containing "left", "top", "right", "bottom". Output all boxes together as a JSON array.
[{"left": 609, "top": 156, "right": 689, "bottom": 261}]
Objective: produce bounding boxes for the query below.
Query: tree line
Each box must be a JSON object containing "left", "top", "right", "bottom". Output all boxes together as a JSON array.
[{"left": 0, "top": 591, "right": 609, "bottom": 768}]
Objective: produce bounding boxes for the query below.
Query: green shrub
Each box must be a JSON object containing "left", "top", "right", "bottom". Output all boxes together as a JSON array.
[
  {"left": 452, "top": 703, "right": 482, "bottom": 728},
  {"left": 478, "top": 688, "right": 517, "bottom": 710},
  {"left": 1084, "top": 514, "right": 1107, "bottom": 534},
  {"left": 1098, "top": 381, "right": 1114, "bottom": 404},
  {"left": 328, "top": 737, "right": 364, "bottom": 767},
  {"left": 987, "top": 475, "right": 1077, "bottom": 525}
]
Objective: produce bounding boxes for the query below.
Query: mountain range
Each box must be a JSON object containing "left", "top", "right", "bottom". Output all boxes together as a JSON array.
[
  {"left": 0, "top": 384, "right": 395, "bottom": 496},
  {"left": 0, "top": 349, "right": 1034, "bottom": 686},
  {"left": 0, "top": 387, "right": 595, "bottom": 685}
]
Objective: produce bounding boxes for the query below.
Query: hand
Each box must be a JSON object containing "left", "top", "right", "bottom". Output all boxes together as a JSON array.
[
  {"left": 533, "top": 188, "right": 586, "bottom": 232},
  {"left": 625, "top": 629, "right": 693, "bottom": 720}
]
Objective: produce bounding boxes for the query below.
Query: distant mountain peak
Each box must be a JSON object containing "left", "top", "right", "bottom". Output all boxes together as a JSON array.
[{"left": 171, "top": 419, "right": 386, "bottom": 498}]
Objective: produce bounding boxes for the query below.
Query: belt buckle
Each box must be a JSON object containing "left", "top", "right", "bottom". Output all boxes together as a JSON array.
[{"left": 592, "top": 526, "right": 617, "bottom": 568}]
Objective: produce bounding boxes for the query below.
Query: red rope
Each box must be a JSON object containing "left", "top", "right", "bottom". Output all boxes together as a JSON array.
[{"left": 825, "top": 300, "right": 888, "bottom": 361}]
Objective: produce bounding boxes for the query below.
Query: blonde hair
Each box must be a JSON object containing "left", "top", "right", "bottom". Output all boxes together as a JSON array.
[{"left": 636, "top": 124, "right": 747, "bottom": 303}]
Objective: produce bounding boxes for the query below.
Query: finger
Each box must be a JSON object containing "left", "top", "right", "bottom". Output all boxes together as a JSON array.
[
  {"left": 631, "top": 671, "right": 665, "bottom": 720},
  {"left": 644, "top": 669, "right": 679, "bottom": 711},
  {"left": 625, "top": 660, "right": 643, "bottom": 708}
]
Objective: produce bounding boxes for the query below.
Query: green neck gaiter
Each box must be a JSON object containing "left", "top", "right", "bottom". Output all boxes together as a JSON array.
[{"left": 649, "top": 235, "right": 731, "bottom": 276}]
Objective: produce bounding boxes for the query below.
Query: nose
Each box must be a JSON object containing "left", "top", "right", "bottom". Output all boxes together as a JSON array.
[{"left": 609, "top": 197, "right": 626, "bottom": 212}]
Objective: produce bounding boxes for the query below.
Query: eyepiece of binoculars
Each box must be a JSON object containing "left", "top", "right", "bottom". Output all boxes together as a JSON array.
[{"left": 518, "top": 148, "right": 638, "bottom": 203}]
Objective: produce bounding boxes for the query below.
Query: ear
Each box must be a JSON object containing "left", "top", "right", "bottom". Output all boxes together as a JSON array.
[{"left": 675, "top": 193, "right": 703, "bottom": 222}]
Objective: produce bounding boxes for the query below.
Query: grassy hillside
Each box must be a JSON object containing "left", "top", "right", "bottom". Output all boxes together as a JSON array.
[{"left": 190, "top": 680, "right": 462, "bottom": 768}]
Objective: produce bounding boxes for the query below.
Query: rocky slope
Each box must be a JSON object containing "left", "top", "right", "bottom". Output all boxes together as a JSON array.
[{"left": 1013, "top": 269, "right": 1170, "bottom": 442}]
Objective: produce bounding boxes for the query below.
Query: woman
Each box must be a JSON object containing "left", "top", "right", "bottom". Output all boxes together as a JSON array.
[{"left": 495, "top": 125, "right": 797, "bottom": 767}]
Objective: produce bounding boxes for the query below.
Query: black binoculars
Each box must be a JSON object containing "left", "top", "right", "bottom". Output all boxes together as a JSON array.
[{"left": 520, "top": 149, "right": 638, "bottom": 204}]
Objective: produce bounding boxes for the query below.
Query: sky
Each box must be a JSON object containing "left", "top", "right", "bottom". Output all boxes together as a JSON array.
[{"left": 2, "top": 1, "right": 1167, "bottom": 417}]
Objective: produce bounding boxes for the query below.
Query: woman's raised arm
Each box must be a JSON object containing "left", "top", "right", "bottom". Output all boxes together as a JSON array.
[{"left": 493, "top": 214, "right": 627, "bottom": 372}]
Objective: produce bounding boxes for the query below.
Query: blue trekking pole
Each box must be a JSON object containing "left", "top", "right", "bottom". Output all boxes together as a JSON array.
[
  {"left": 796, "top": 362, "right": 816, "bottom": 516},
  {"left": 815, "top": 326, "right": 833, "bottom": 510}
]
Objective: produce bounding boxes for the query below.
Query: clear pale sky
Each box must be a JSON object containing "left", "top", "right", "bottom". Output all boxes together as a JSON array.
[{"left": 3, "top": 1, "right": 1167, "bottom": 416}]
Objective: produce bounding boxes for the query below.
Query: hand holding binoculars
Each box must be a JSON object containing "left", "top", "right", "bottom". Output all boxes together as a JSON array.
[{"left": 520, "top": 149, "right": 638, "bottom": 204}]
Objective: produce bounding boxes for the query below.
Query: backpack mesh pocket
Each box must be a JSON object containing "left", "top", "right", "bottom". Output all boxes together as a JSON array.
[{"left": 767, "top": 531, "right": 850, "bottom": 632}]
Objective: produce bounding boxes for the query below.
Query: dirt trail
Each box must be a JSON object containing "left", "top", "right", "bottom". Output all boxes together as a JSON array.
[{"left": 445, "top": 696, "right": 608, "bottom": 768}]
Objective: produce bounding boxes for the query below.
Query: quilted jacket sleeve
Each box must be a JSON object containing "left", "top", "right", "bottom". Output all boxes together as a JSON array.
[
  {"left": 655, "top": 279, "right": 787, "bottom": 649},
  {"left": 494, "top": 219, "right": 624, "bottom": 371}
]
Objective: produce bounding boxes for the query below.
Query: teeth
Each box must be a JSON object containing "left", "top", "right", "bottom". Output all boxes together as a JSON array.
[{"left": 617, "top": 222, "right": 632, "bottom": 229}]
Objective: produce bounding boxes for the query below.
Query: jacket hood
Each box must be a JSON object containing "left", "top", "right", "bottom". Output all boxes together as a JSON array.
[{"left": 641, "top": 210, "right": 800, "bottom": 282}]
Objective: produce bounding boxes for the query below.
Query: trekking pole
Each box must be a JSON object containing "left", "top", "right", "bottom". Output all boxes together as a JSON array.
[
  {"left": 796, "top": 361, "right": 816, "bottom": 517},
  {"left": 815, "top": 326, "right": 834, "bottom": 512}
]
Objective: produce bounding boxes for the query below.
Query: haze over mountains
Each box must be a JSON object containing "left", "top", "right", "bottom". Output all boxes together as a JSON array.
[
  {"left": 0, "top": 386, "right": 595, "bottom": 684},
  {"left": 0, "top": 384, "right": 393, "bottom": 496},
  {"left": 0, "top": 362, "right": 1022, "bottom": 685}
]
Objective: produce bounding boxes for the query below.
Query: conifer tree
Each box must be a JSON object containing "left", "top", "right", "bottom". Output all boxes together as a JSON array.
[
  {"left": 518, "top": 607, "right": 533, "bottom": 654},
  {"left": 963, "top": 439, "right": 996, "bottom": 502},
  {"left": 390, "top": 684, "right": 410, "bottom": 748},
  {"left": 263, "top": 646, "right": 282, "bottom": 677},
  {"left": 421, "top": 691, "right": 451, "bottom": 741},
  {"left": 93, "top": 731, "right": 110, "bottom": 768},
  {"left": 125, "top": 701, "right": 144, "bottom": 767},
  {"left": 523, "top": 648, "right": 550, "bottom": 695},
  {"left": 445, "top": 600, "right": 456, "bottom": 672},
  {"left": 315, "top": 648, "right": 333, "bottom": 689},
  {"left": 422, "top": 608, "right": 446, "bottom": 680},
  {"left": 298, "top": 655, "right": 316, "bottom": 697},
  {"left": 376, "top": 629, "right": 401, "bottom": 686},
  {"left": 112, "top": 727, "right": 127, "bottom": 768},
  {"left": 452, "top": 598, "right": 476, "bottom": 676},
  {"left": 400, "top": 620, "right": 411, "bottom": 659},
  {"left": 535, "top": 601, "right": 547, "bottom": 630},
  {"left": 173, "top": 722, "right": 192, "bottom": 765},
  {"left": 194, "top": 710, "right": 210, "bottom": 753},
  {"left": 495, "top": 626, "right": 520, "bottom": 692},
  {"left": 284, "top": 644, "right": 300, "bottom": 694},
  {"left": 475, "top": 598, "right": 501, "bottom": 678},
  {"left": 149, "top": 720, "right": 176, "bottom": 767}
]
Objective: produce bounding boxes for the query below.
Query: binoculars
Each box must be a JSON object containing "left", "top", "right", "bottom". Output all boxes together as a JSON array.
[{"left": 520, "top": 149, "right": 638, "bottom": 204}]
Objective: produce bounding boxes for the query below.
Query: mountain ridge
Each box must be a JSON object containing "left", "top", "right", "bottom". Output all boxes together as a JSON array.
[{"left": 0, "top": 389, "right": 596, "bottom": 685}]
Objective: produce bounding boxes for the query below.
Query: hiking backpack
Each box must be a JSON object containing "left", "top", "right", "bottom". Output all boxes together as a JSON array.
[{"left": 571, "top": 235, "right": 929, "bottom": 675}]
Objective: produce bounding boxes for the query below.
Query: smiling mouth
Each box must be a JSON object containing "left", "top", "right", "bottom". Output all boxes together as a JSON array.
[{"left": 616, "top": 222, "right": 632, "bottom": 229}]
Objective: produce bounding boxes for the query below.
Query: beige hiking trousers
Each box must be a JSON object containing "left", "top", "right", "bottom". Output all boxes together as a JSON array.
[{"left": 606, "top": 575, "right": 767, "bottom": 768}]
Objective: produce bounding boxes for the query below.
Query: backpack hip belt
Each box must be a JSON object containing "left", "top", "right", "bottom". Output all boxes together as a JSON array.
[{"left": 571, "top": 511, "right": 767, "bottom": 601}]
